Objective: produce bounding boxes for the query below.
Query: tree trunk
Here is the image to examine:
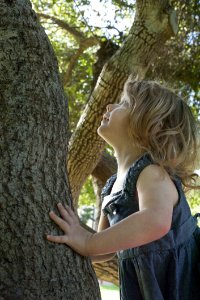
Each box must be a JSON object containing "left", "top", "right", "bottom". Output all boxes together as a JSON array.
[
  {"left": 68, "top": 0, "right": 178, "bottom": 204},
  {"left": 0, "top": 1, "right": 100, "bottom": 299}
]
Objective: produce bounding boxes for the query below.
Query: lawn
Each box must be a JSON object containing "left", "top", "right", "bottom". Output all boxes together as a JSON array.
[{"left": 100, "top": 283, "right": 120, "bottom": 300}]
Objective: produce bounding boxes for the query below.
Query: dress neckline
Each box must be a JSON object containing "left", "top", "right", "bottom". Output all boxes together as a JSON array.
[{"left": 108, "top": 153, "right": 149, "bottom": 196}]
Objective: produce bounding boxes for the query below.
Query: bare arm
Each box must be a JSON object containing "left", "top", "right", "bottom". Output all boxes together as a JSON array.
[
  {"left": 47, "top": 165, "right": 178, "bottom": 257},
  {"left": 91, "top": 212, "right": 116, "bottom": 263}
]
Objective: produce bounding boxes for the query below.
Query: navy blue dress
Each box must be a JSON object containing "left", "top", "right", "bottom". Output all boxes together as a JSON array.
[{"left": 101, "top": 154, "right": 200, "bottom": 300}]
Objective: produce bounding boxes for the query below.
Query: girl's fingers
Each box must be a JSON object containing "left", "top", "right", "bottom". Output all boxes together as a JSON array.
[
  {"left": 57, "top": 203, "right": 73, "bottom": 224},
  {"left": 58, "top": 203, "right": 78, "bottom": 224},
  {"left": 47, "top": 234, "right": 67, "bottom": 244},
  {"left": 49, "top": 211, "right": 69, "bottom": 231},
  {"left": 48, "top": 204, "right": 78, "bottom": 247},
  {"left": 64, "top": 204, "right": 76, "bottom": 218}
]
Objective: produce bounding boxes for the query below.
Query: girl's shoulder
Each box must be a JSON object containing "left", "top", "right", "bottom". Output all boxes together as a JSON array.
[
  {"left": 136, "top": 163, "right": 179, "bottom": 207},
  {"left": 129, "top": 153, "right": 180, "bottom": 185},
  {"left": 125, "top": 153, "right": 153, "bottom": 187},
  {"left": 125, "top": 153, "right": 181, "bottom": 200},
  {"left": 137, "top": 163, "right": 171, "bottom": 185}
]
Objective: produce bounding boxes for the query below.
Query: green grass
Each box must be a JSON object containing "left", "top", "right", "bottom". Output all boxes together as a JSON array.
[{"left": 100, "top": 284, "right": 120, "bottom": 300}]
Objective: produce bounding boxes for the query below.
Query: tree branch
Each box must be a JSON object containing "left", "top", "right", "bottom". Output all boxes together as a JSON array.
[
  {"left": 63, "top": 36, "right": 100, "bottom": 85},
  {"left": 63, "top": 47, "right": 83, "bottom": 86},
  {"left": 68, "top": 0, "right": 178, "bottom": 203},
  {"left": 37, "top": 12, "right": 100, "bottom": 85},
  {"left": 37, "top": 12, "right": 86, "bottom": 42},
  {"left": 135, "top": 0, "right": 178, "bottom": 36}
]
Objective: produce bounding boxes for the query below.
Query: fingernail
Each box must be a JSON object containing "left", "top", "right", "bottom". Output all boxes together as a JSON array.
[{"left": 57, "top": 203, "right": 62, "bottom": 206}]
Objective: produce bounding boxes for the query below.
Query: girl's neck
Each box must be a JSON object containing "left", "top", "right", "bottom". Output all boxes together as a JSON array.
[{"left": 114, "top": 146, "right": 145, "bottom": 176}]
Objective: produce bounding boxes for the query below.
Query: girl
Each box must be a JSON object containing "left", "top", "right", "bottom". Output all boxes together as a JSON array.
[{"left": 47, "top": 79, "right": 200, "bottom": 300}]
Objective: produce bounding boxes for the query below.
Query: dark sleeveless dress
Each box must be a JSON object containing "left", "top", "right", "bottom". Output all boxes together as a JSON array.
[{"left": 101, "top": 154, "right": 200, "bottom": 300}]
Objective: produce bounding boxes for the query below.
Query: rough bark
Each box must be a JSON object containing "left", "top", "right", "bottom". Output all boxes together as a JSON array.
[
  {"left": 91, "top": 40, "right": 120, "bottom": 91},
  {"left": 0, "top": 1, "right": 100, "bottom": 299},
  {"left": 68, "top": 0, "right": 178, "bottom": 204}
]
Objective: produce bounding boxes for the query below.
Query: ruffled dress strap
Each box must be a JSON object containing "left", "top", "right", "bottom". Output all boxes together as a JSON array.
[
  {"left": 101, "top": 174, "right": 117, "bottom": 197},
  {"left": 101, "top": 153, "right": 154, "bottom": 220},
  {"left": 123, "top": 153, "right": 154, "bottom": 197}
]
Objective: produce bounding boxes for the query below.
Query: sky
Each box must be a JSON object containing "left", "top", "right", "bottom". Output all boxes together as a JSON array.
[{"left": 77, "top": 0, "right": 134, "bottom": 37}]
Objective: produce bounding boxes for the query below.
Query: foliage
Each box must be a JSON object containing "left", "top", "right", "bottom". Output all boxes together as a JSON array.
[
  {"left": 78, "top": 205, "right": 95, "bottom": 226},
  {"left": 148, "top": 0, "right": 200, "bottom": 115},
  {"left": 188, "top": 190, "right": 200, "bottom": 215},
  {"left": 187, "top": 190, "right": 200, "bottom": 226},
  {"left": 79, "top": 176, "right": 96, "bottom": 206},
  {"left": 78, "top": 176, "right": 96, "bottom": 227}
]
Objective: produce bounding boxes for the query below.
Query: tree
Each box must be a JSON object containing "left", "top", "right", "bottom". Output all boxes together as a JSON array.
[
  {"left": 0, "top": 0, "right": 100, "bottom": 298},
  {"left": 1, "top": 0, "right": 198, "bottom": 295}
]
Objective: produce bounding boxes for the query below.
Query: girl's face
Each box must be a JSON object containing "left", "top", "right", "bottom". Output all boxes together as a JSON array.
[{"left": 97, "top": 102, "right": 131, "bottom": 146}]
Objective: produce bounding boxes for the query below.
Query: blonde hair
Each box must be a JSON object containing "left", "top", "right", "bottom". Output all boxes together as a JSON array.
[{"left": 122, "top": 79, "right": 200, "bottom": 190}]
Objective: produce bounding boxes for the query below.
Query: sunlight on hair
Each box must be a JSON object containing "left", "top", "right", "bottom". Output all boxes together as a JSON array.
[{"left": 122, "top": 79, "right": 200, "bottom": 190}]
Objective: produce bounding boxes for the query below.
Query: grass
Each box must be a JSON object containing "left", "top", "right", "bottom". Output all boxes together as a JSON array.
[{"left": 100, "top": 284, "right": 120, "bottom": 300}]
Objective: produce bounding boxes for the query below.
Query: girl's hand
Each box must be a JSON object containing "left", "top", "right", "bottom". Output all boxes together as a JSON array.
[{"left": 47, "top": 203, "right": 93, "bottom": 256}]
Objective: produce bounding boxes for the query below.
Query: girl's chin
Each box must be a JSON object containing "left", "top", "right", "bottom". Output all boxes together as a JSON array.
[
  {"left": 97, "top": 125, "right": 108, "bottom": 137},
  {"left": 97, "top": 125, "right": 104, "bottom": 137},
  {"left": 97, "top": 126, "right": 112, "bottom": 144}
]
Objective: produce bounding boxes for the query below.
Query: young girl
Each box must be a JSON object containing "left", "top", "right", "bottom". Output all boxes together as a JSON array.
[{"left": 47, "top": 79, "right": 200, "bottom": 300}]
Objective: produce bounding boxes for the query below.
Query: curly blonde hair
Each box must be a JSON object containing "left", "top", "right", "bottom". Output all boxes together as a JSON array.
[{"left": 122, "top": 79, "right": 200, "bottom": 190}]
